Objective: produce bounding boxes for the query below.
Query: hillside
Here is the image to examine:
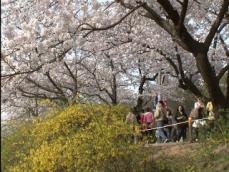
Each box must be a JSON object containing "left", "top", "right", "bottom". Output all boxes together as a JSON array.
[{"left": 1, "top": 104, "right": 229, "bottom": 172}]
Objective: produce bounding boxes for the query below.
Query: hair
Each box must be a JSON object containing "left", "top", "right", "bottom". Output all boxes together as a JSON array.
[
  {"left": 208, "top": 98, "right": 213, "bottom": 102},
  {"left": 177, "top": 105, "right": 185, "bottom": 113},
  {"left": 158, "top": 100, "right": 164, "bottom": 106},
  {"left": 154, "top": 104, "right": 162, "bottom": 118},
  {"left": 166, "top": 109, "right": 172, "bottom": 116},
  {"left": 146, "top": 107, "right": 151, "bottom": 112}
]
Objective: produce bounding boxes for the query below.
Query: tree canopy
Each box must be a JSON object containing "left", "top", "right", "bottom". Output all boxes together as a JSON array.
[{"left": 1, "top": 0, "right": 229, "bottom": 117}]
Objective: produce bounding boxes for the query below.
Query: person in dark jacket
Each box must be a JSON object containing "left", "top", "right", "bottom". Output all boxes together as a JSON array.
[{"left": 175, "top": 105, "right": 188, "bottom": 142}]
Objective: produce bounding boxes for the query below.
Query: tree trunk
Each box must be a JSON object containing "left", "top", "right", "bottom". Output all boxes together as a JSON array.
[
  {"left": 133, "top": 75, "right": 146, "bottom": 122},
  {"left": 195, "top": 52, "right": 226, "bottom": 108},
  {"left": 111, "top": 74, "right": 117, "bottom": 105}
]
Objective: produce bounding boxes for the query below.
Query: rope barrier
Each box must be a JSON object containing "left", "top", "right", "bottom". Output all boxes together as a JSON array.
[{"left": 140, "top": 117, "right": 210, "bottom": 132}]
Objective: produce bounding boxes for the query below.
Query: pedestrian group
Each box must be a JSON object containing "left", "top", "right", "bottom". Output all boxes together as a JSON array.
[{"left": 126, "top": 93, "right": 215, "bottom": 144}]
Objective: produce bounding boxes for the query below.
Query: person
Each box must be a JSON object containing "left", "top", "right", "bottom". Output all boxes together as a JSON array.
[
  {"left": 154, "top": 101, "right": 168, "bottom": 143},
  {"left": 163, "top": 108, "right": 170, "bottom": 140},
  {"left": 125, "top": 111, "right": 137, "bottom": 124},
  {"left": 194, "top": 98, "right": 204, "bottom": 109},
  {"left": 140, "top": 109, "right": 147, "bottom": 130},
  {"left": 144, "top": 107, "right": 155, "bottom": 142},
  {"left": 165, "top": 109, "right": 177, "bottom": 142},
  {"left": 163, "top": 97, "right": 168, "bottom": 110},
  {"left": 190, "top": 104, "right": 205, "bottom": 142},
  {"left": 175, "top": 105, "right": 188, "bottom": 142},
  {"left": 158, "top": 93, "right": 162, "bottom": 102},
  {"left": 125, "top": 109, "right": 138, "bottom": 143},
  {"left": 206, "top": 100, "right": 215, "bottom": 129},
  {"left": 152, "top": 92, "right": 158, "bottom": 111},
  {"left": 206, "top": 100, "right": 215, "bottom": 120},
  {"left": 144, "top": 107, "right": 155, "bottom": 129}
]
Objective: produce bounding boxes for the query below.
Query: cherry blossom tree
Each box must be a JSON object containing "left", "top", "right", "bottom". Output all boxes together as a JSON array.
[
  {"left": 1, "top": 0, "right": 229, "bottom": 119},
  {"left": 79, "top": 0, "right": 229, "bottom": 109}
]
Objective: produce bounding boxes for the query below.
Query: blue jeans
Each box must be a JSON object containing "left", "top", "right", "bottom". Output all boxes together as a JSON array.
[
  {"left": 177, "top": 126, "right": 187, "bottom": 141},
  {"left": 156, "top": 121, "right": 168, "bottom": 143}
]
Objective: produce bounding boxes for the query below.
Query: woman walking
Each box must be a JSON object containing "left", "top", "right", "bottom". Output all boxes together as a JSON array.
[
  {"left": 175, "top": 105, "right": 188, "bottom": 142},
  {"left": 154, "top": 101, "right": 168, "bottom": 143},
  {"left": 166, "top": 109, "right": 177, "bottom": 142}
]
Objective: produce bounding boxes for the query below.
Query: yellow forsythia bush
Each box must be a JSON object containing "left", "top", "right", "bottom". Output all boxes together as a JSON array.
[{"left": 4, "top": 104, "right": 144, "bottom": 172}]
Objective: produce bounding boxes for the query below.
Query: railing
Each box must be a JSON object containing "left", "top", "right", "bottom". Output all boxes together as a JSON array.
[{"left": 139, "top": 117, "right": 211, "bottom": 143}]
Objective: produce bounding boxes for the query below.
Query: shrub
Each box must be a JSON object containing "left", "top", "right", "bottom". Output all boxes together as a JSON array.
[{"left": 2, "top": 104, "right": 147, "bottom": 172}]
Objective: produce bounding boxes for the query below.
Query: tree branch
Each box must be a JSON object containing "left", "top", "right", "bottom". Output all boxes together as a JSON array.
[
  {"left": 157, "top": 0, "right": 180, "bottom": 25},
  {"left": 18, "top": 87, "right": 65, "bottom": 101},
  {"left": 219, "top": 34, "right": 229, "bottom": 57},
  {"left": 217, "top": 64, "right": 229, "bottom": 81},
  {"left": 175, "top": 46, "right": 185, "bottom": 79},
  {"left": 45, "top": 71, "right": 67, "bottom": 101},
  {"left": 141, "top": 2, "right": 200, "bottom": 53},
  {"left": 79, "top": 3, "right": 144, "bottom": 37},
  {"left": 79, "top": 92, "right": 110, "bottom": 105},
  {"left": 26, "top": 77, "right": 60, "bottom": 94},
  {"left": 63, "top": 61, "right": 78, "bottom": 93},
  {"left": 178, "top": 0, "right": 189, "bottom": 35},
  {"left": 1, "top": 47, "right": 72, "bottom": 78},
  {"left": 204, "top": 0, "right": 229, "bottom": 49},
  {"left": 145, "top": 73, "right": 159, "bottom": 81}
]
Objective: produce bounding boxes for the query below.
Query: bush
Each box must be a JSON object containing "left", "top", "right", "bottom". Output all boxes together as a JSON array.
[{"left": 2, "top": 104, "right": 149, "bottom": 172}]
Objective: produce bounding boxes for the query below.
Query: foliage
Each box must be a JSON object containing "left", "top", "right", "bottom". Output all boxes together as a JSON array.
[
  {"left": 200, "top": 110, "right": 229, "bottom": 144},
  {"left": 144, "top": 111, "right": 229, "bottom": 172},
  {"left": 2, "top": 104, "right": 150, "bottom": 172},
  {"left": 1, "top": 120, "right": 34, "bottom": 171}
]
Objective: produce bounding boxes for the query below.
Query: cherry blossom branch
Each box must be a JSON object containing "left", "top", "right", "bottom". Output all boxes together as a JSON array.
[
  {"left": 1, "top": 68, "right": 42, "bottom": 78},
  {"left": 26, "top": 77, "right": 60, "bottom": 94},
  {"left": 175, "top": 46, "right": 185, "bottom": 79},
  {"left": 176, "top": 0, "right": 183, "bottom": 5},
  {"left": 63, "top": 61, "right": 78, "bottom": 93},
  {"left": 149, "top": 45, "right": 205, "bottom": 99},
  {"left": 79, "top": 60, "right": 114, "bottom": 102},
  {"left": 141, "top": 2, "right": 199, "bottom": 53},
  {"left": 219, "top": 34, "right": 229, "bottom": 57},
  {"left": 217, "top": 64, "right": 229, "bottom": 81},
  {"left": 19, "top": 87, "right": 65, "bottom": 101},
  {"left": 189, "top": 71, "right": 200, "bottom": 80},
  {"left": 145, "top": 73, "right": 159, "bottom": 81},
  {"left": 103, "top": 1, "right": 116, "bottom": 11},
  {"left": 115, "top": 0, "right": 135, "bottom": 9},
  {"left": 204, "top": 0, "right": 229, "bottom": 49},
  {"left": 79, "top": 3, "right": 144, "bottom": 37},
  {"left": 1, "top": 47, "right": 72, "bottom": 78},
  {"left": 178, "top": 0, "right": 188, "bottom": 35},
  {"left": 157, "top": 0, "right": 180, "bottom": 25},
  {"left": 45, "top": 71, "right": 68, "bottom": 101},
  {"left": 174, "top": 46, "right": 205, "bottom": 98},
  {"left": 79, "top": 91, "right": 110, "bottom": 105},
  {"left": 101, "top": 38, "right": 132, "bottom": 52}
]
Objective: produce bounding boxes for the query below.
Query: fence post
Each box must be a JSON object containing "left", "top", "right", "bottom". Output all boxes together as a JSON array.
[{"left": 188, "top": 117, "right": 192, "bottom": 143}]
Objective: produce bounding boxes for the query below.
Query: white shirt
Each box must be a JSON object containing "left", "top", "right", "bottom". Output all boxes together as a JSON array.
[{"left": 194, "top": 101, "right": 203, "bottom": 109}]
